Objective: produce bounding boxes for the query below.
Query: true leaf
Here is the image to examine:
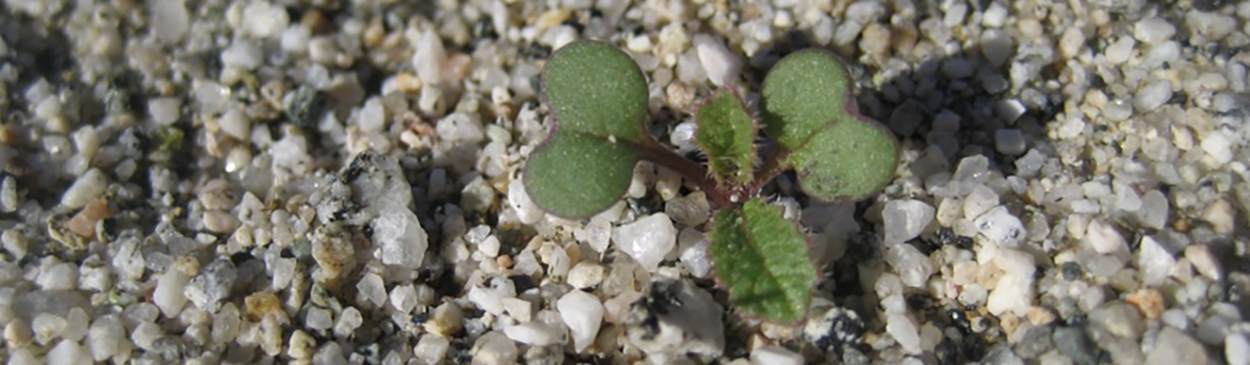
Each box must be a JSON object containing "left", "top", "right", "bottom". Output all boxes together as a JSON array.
[
  {"left": 524, "top": 41, "right": 651, "bottom": 218},
  {"left": 695, "top": 89, "right": 757, "bottom": 186},
  {"left": 709, "top": 198, "right": 816, "bottom": 323},
  {"left": 760, "top": 50, "right": 899, "bottom": 201}
]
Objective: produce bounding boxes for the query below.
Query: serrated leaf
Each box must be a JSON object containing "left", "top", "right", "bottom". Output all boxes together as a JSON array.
[
  {"left": 695, "top": 89, "right": 757, "bottom": 186},
  {"left": 760, "top": 50, "right": 899, "bottom": 201},
  {"left": 524, "top": 41, "right": 651, "bottom": 218},
  {"left": 710, "top": 198, "right": 815, "bottom": 323}
]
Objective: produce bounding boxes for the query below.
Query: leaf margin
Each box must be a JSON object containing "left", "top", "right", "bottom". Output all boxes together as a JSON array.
[
  {"left": 708, "top": 197, "right": 817, "bottom": 323},
  {"left": 693, "top": 86, "right": 759, "bottom": 188},
  {"left": 522, "top": 40, "right": 653, "bottom": 219},
  {"left": 757, "top": 49, "right": 901, "bottom": 203}
]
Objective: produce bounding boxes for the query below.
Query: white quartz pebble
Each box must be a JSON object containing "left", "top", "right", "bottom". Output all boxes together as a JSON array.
[
  {"left": 414, "top": 334, "right": 450, "bottom": 365},
  {"left": 963, "top": 185, "right": 999, "bottom": 220},
  {"left": 150, "top": 0, "right": 189, "bottom": 44},
  {"left": 1227, "top": 333, "right": 1250, "bottom": 365},
  {"left": 1185, "top": 245, "right": 1222, "bottom": 281},
  {"left": 219, "top": 108, "right": 251, "bottom": 141},
  {"left": 131, "top": 322, "right": 162, "bottom": 351},
  {"left": 987, "top": 274, "right": 1032, "bottom": 316},
  {"left": 567, "top": 262, "right": 606, "bottom": 289},
  {"left": 1136, "top": 190, "right": 1169, "bottom": 229},
  {"left": 154, "top": 269, "right": 190, "bottom": 318},
  {"left": 32, "top": 313, "right": 67, "bottom": 345},
  {"left": 982, "top": 3, "right": 1008, "bottom": 28},
  {"left": 61, "top": 168, "right": 109, "bottom": 209},
  {"left": 1201, "top": 132, "right": 1233, "bottom": 164},
  {"left": 221, "top": 40, "right": 263, "bottom": 70},
  {"left": 613, "top": 213, "right": 677, "bottom": 272},
  {"left": 1106, "top": 37, "right": 1136, "bottom": 64},
  {"left": 882, "top": 200, "right": 935, "bottom": 244},
  {"left": 1137, "top": 236, "right": 1175, "bottom": 287},
  {"left": 1084, "top": 220, "right": 1127, "bottom": 254},
  {"left": 508, "top": 179, "right": 544, "bottom": 225},
  {"left": 503, "top": 322, "right": 561, "bottom": 346},
  {"left": 372, "top": 202, "right": 428, "bottom": 269},
  {"left": 358, "top": 97, "right": 386, "bottom": 133},
  {"left": 356, "top": 273, "right": 387, "bottom": 307},
  {"left": 557, "top": 290, "right": 604, "bottom": 353},
  {"left": 389, "top": 285, "right": 418, "bottom": 314},
  {"left": 47, "top": 339, "right": 89, "bottom": 365},
  {"left": 694, "top": 34, "right": 740, "bottom": 87},
  {"left": 413, "top": 31, "right": 446, "bottom": 85},
  {"left": 1134, "top": 81, "right": 1173, "bottom": 113},
  {"left": 241, "top": 1, "right": 290, "bottom": 38},
  {"left": 751, "top": 346, "right": 804, "bottom": 365},
  {"left": 89, "top": 315, "right": 124, "bottom": 362},
  {"left": 1134, "top": 17, "right": 1176, "bottom": 43},
  {"left": 886, "top": 314, "right": 922, "bottom": 354},
  {"left": 471, "top": 331, "right": 518, "bottom": 365},
  {"left": 974, "top": 206, "right": 1026, "bottom": 247},
  {"left": 334, "top": 307, "right": 363, "bottom": 338},
  {"left": 886, "top": 244, "right": 934, "bottom": 288}
]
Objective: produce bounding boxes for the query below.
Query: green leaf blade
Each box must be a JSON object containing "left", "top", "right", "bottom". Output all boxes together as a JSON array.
[
  {"left": 524, "top": 41, "right": 653, "bottom": 218},
  {"left": 541, "top": 41, "right": 649, "bottom": 143},
  {"left": 789, "top": 120, "right": 899, "bottom": 200},
  {"left": 710, "top": 198, "right": 816, "bottom": 323},
  {"left": 695, "top": 90, "right": 757, "bottom": 186},
  {"left": 760, "top": 49, "right": 899, "bottom": 201},
  {"left": 760, "top": 50, "right": 853, "bottom": 148},
  {"left": 524, "top": 132, "right": 641, "bottom": 218}
]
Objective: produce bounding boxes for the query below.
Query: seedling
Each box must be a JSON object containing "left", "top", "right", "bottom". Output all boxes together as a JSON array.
[{"left": 524, "top": 41, "right": 899, "bottom": 323}]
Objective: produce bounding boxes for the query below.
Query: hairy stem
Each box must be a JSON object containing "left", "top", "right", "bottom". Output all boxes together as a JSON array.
[
  {"left": 748, "top": 149, "right": 789, "bottom": 196},
  {"left": 639, "top": 143, "right": 732, "bottom": 209}
]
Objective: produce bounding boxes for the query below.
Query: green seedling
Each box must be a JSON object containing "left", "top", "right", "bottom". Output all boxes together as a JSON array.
[{"left": 524, "top": 41, "right": 900, "bottom": 323}]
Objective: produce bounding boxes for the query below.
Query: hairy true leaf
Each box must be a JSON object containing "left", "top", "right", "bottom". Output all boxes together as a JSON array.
[
  {"left": 760, "top": 50, "right": 899, "bottom": 201},
  {"left": 524, "top": 41, "right": 651, "bottom": 218},
  {"left": 710, "top": 198, "right": 815, "bottom": 323},
  {"left": 695, "top": 89, "right": 756, "bottom": 186}
]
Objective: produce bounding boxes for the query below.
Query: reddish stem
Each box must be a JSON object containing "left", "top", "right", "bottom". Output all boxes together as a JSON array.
[{"left": 638, "top": 143, "right": 732, "bottom": 209}]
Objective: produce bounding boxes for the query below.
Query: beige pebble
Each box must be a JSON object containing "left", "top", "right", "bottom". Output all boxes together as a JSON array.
[
  {"left": 173, "top": 256, "right": 201, "bottom": 277},
  {"left": 1059, "top": 27, "right": 1085, "bottom": 59},
  {"left": 1127, "top": 288, "right": 1165, "bottom": 319},
  {"left": 396, "top": 73, "right": 422, "bottom": 93},
  {"left": 81, "top": 199, "right": 113, "bottom": 221},
  {"left": 536, "top": 9, "right": 570, "bottom": 30},
  {"left": 1180, "top": 245, "right": 1220, "bottom": 280},
  {"left": 666, "top": 82, "right": 695, "bottom": 111},
  {"left": 424, "top": 302, "right": 464, "bottom": 337},
  {"left": 363, "top": 18, "right": 385, "bottom": 48},
  {"left": 4, "top": 319, "right": 32, "bottom": 348},
  {"left": 68, "top": 212, "right": 97, "bottom": 238},
  {"left": 860, "top": 23, "right": 891, "bottom": 57},
  {"left": 1017, "top": 18, "right": 1044, "bottom": 39},
  {"left": 259, "top": 314, "right": 284, "bottom": 356},
  {"left": 204, "top": 210, "right": 242, "bottom": 234},
  {"left": 246, "top": 292, "right": 285, "bottom": 321},
  {"left": 288, "top": 330, "right": 317, "bottom": 359},
  {"left": 1185, "top": 244, "right": 1222, "bottom": 281},
  {"left": 1201, "top": 199, "right": 1235, "bottom": 234},
  {"left": 1027, "top": 306, "right": 1056, "bottom": 325}
]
